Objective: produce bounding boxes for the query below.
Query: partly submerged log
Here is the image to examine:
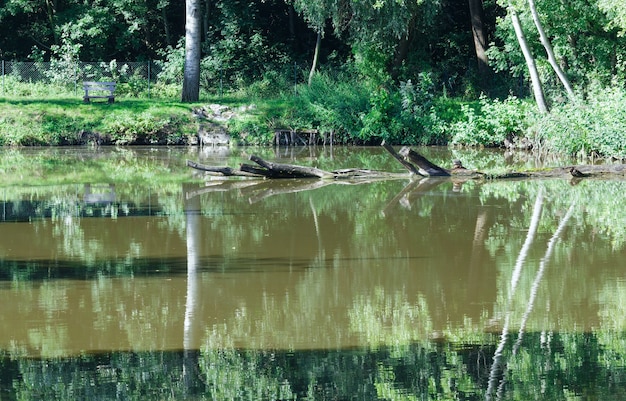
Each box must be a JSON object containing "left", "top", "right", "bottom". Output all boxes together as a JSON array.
[
  {"left": 187, "top": 144, "right": 626, "bottom": 181},
  {"left": 399, "top": 146, "right": 450, "bottom": 176},
  {"left": 187, "top": 153, "right": 408, "bottom": 180}
]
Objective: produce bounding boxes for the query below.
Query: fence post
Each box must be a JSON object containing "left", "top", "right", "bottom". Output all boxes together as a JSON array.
[
  {"left": 1, "top": 60, "right": 4, "bottom": 96},
  {"left": 293, "top": 61, "right": 297, "bottom": 96},
  {"left": 147, "top": 61, "right": 151, "bottom": 98},
  {"left": 74, "top": 63, "right": 79, "bottom": 97},
  {"left": 219, "top": 66, "right": 223, "bottom": 98}
]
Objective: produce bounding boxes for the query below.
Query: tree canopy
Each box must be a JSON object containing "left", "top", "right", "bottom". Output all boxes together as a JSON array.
[
  {"left": 3, "top": 0, "right": 626, "bottom": 96},
  {"left": 3, "top": 0, "right": 626, "bottom": 155}
]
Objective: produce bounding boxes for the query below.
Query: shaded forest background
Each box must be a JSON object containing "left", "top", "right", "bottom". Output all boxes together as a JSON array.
[{"left": 2, "top": 0, "right": 626, "bottom": 156}]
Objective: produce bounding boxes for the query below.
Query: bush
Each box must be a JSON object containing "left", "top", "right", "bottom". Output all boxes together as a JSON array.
[
  {"left": 288, "top": 72, "right": 371, "bottom": 143},
  {"left": 449, "top": 95, "right": 530, "bottom": 147},
  {"left": 534, "top": 88, "right": 626, "bottom": 159}
]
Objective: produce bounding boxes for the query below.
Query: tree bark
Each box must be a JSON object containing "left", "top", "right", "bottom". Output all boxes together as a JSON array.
[
  {"left": 308, "top": 30, "right": 321, "bottom": 86},
  {"left": 468, "top": 0, "right": 490, "bottom": 77},
  {"left": 391, "top": 20, "right": 413, "bottom": 81},
  {"left": 398, "top": 147, "right": 451, "bottom": 176},
  {"left": 182, "top": 0, "right": 202, "bottom": 102},
  {"left": 161, "top": 5, "right": 171, "bottom": 46},
  {"left": 203, "top": 0, "right": 211, "bottom": 41},
  {"left": 509, "top": 7, "right": 549, "bottom": 113},
  {"left": 527, "top": 0, "right": 575, "bottom": 99}
]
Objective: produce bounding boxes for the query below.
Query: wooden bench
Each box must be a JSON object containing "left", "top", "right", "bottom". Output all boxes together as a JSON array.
[{"left": 83, "top": 81, "right": 116, "bottom": 103}]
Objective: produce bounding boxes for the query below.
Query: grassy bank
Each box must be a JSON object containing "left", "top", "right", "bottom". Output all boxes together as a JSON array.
[
  {"left": 3, "top": 82, "right": 626, "bottom": 160},
  {"left": 0, "top": 95, "right": 293, "bottom": 146},
  {"left": 0, "top": 98, "right": 201, "bottom": 146}
]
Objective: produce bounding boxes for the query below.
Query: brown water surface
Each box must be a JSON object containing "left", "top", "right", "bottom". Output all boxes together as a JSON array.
[{"left": 1, "top": 146, "right": 625, "bottom": 399}]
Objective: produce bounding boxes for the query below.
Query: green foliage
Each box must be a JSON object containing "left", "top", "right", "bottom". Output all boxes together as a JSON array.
[
  {"left": 534, "top": 88, "right": 626, "bottom": 158},
  {"left": 282, "top": 71, "right": 451, "bottom": 145},
  {"left": 450, "top": 95, "right": 531, "bottom": 147},
  {"left": 287, "top": 71, "right": 371, "bottom": 142}
]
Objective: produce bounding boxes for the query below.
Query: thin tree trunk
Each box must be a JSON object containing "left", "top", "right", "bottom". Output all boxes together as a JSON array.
[
  {"left": 509, "top": 7, "right": 548, "bottom": 113},
  {"left": 161, "top": 6, "right": 171, "bottom": 46},
  {"left": 308, "top": 31, "right": 321, "bottom": 86},
  {"left": 182, "top": 0, "right": 201, "bottom": 102},
  {"left": 468, "top": 0, "right": 490, "bottom": 77},
  {"left": 527, "top": 0, "right": 575, "bottom": 99}
]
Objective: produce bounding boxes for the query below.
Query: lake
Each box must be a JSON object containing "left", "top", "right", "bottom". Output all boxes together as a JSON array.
[{"left": 1, "top": 146, "right": 626, "bottom": 400}]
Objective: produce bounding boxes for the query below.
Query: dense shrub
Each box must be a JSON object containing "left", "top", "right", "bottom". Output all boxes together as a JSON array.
[
  {"left": 449, "top": 95, "right": 531, "bottom": 147},
  {"left": 534, "top": 89, "right": 626, "bottom": 159}
]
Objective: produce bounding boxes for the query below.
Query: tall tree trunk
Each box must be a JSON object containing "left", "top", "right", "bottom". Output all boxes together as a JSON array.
[
  {"left": 509, "top": 7, "right": 548, "bottom": 113},
  {"left": 288, "top": 4, "right": 298, "bottom": 53},
  {"left": 308, "top": 30, "right": 321, "bottom": 86},
  {"left": 527, "top": 0, "right": 575, "bottom": 99},
  {"left": 203, "top": 0, "right": 211, "bottom": 41},
  {"left": 182, "top": 0, "right": 201, "bottom": 102},
  {"left": 161, "top": 6, "right": 171, "bottom": 46},
  {"left": 45, "top": 0, "right": 58, "bottom": 45},
  {"left": 468, "top": 0, "right": 489, "bottom": 77},
  {"left": 391, "top": 32, "right": 410, "bottom": 80}
]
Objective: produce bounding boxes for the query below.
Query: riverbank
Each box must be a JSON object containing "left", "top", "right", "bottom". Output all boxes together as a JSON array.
[
  {"left": 2, "top": 90, "right": 626, "bottom": 161},
  {"left": 0, "top": 98, "right": 204, "bottom": 146}
]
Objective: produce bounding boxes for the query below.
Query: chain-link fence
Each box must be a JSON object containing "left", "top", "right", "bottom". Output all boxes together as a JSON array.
[{"left": 0, "top": 61, "right": 165, "bottom": 98}]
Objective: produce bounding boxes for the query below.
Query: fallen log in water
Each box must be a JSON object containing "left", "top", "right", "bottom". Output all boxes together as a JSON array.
[
  {"left": 187, "top": 152, "right": 408, "bottom": 180},
  {"left": 187, "top": 144, "right": 626, "bottom": 181}
]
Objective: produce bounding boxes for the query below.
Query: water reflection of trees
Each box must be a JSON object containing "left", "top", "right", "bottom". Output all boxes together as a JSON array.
[
  {"left": 3, "top": 163, "right": 626, "bottom": 398},
  {"left": 4, "top": 332, "right": 626, "bottom": 400}
]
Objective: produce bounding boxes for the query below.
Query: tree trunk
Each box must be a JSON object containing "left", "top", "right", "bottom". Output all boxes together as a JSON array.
[
  {"left": 203, "top": 0, "right": 211, "bottom": 41},
  {"left": 391, "top": 32, "right": 410, "bottom": 81},
  {"left": 468, "top": 0, "right": 490, "bottom": 77},
  {"left": 509, "top": 7, "right": 548, "bottom": 113},
  {"left": 161, "top": 5, "right": 171, "bottom": 46},
  {"left": 308, "top": 30, "right": 321, "bottom": 86},
  {"left": 527, "top": 0, "right": 575, "bottom": 99},
  {"left": 182, "top": 0, "right": 202, "bottom": 102},
  {"left": 45, "top": 0, "right": 59, "bottom": 45}
]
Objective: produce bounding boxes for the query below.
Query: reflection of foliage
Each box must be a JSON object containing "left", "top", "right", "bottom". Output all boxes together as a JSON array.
[
  {"left": 349, "top": 287, "right": 432, "bottom": 346},
  {"left": 200, "top": 349, "right": 296, "bottom": 400},
  {"left": 3, "top": 148, "right": 626, "bottom": 400},
  {"left": 4, "top": 331, "right": 626, "bottom": 400}
]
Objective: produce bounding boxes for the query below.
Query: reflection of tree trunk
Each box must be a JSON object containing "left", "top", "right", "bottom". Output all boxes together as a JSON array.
[
  {"left": 486, "top": 190, "right": 543, "bottom": 400},
  {"left": 468, "top": 210, "right": 491, "bottom": 296},
  {"left": 183, "top": 183, "right": 201, "bottom": 394},
  {"left": 510, "top": 190, "right": 543, "bottom": 296},
  {"left": 512, "top": 202, "right": 575, "bottom": 354},
  {"left": 487, "top": 197, "right": 574, "bottom": 400},
  {"left": 509, "top": 6, "right": 548, "bottom": 113}
]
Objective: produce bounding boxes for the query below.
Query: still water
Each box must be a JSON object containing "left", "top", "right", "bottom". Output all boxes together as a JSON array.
[{"left": 1, "top": 146, "right": 626, "bottom": 400}]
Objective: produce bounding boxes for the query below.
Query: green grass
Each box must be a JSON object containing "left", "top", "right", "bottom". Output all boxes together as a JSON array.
[{"left": 0, "top": 97, "right": 208, "bottom": 146}]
